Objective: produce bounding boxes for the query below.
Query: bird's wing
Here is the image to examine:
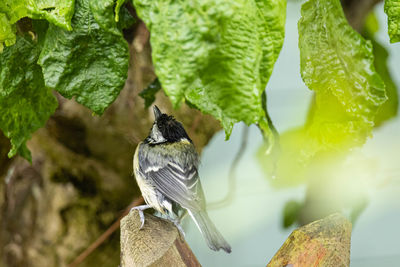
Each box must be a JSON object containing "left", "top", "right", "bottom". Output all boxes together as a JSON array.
[{"left": 139, "top": 146, "right": 205, "bottom": 211}]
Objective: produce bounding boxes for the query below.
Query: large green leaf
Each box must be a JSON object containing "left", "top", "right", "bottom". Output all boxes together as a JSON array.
[
  {"left": 0, "top": 35, "right": 57, "bottom": 161},
  {"left": 0, "top": 13, "right": 16, "bottom": 51},
  {"left": 133, "top": 0, "right": 286, "bottom": 138},
  {"left": 258, "top": 0, "right": 386, "bottom": 187},
  {"left": 298, "top": 0, "right": 386, "bottom": 156},
  {"left": 38, "top": 0, "right": 129, "bottom": 114},
  {"left": 0, "top": 0, "right": 75, "bottom": 30},
  {"left": 384, "top": 0, "right": 400, "bottom": 43}
]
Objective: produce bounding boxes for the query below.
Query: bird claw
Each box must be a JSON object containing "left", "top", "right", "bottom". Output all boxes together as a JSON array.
[
  {"left": 138, "top": 210, "right": 145, "bottom": 229},
  {"left": 130, "top": 204, "right": 151, "bottom": 229},
  {"left": 130, "top": 205, "right": 185, "bottom": 235}
]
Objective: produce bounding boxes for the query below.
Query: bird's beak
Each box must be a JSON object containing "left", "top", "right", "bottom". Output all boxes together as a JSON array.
[{"left": 153, "top": 105, "right": 162, "bottom": 120}]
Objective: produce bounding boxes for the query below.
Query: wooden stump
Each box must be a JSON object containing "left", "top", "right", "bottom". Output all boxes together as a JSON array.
[
  {"left": 267, "top": 213, "right": 352, "bottom": 267},
  {"left": 120, "top": 210, "right": 201, "bottom": 267}
]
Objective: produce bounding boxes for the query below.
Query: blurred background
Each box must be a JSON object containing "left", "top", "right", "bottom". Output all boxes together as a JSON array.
[
  {"left": 1, "top": 1, "right": 399, "bottom": 267},
  {"left": 184, "top": 2, "right": 400, "bottom": 266}
]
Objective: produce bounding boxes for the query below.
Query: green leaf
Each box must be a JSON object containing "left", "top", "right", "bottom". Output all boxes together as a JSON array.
[
  {"left": 258, "top": 0, "right": 387, "bottom": 187},
  {"left": 0, "top": 0, "right": 75, "bottom": 31},
  {"left": 0, "top": 13, "right": 16, "bottom": 51},
  {"left": 133, "top": 0, "right": 286, "bottom": 139},
  {"left": 298, "top": 0, "right": 386, "bottom": 156},
  {"left": 38, "top": 0, "right": 129, "bottom": 114},
  {"left": 0, "top": 35, "right": 57, "bottom": 161},
  {"left": 139, "top": 78, "right": 161, "bottom": 108},
  {"left": 384, "top": 0, "right": 400, "bottom": 43}
]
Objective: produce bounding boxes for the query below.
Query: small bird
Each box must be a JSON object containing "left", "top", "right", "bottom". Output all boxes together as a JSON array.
[{"left": 132, "top": 105, "right": 231, "bottom": 253}]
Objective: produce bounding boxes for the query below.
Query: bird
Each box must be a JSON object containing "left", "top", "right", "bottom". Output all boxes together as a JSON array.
[{"left": 131, "top": 105, "right": 231, "bottom": 253}]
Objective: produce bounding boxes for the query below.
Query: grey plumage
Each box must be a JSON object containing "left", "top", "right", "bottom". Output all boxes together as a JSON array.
[{"left": 132, "top": 106, "right": 231, "bottom": 253}]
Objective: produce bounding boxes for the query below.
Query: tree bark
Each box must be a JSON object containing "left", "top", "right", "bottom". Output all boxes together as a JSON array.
[
  {"left": 0, "top": 20, "right": 220, "bottom": 267},
  {"left": 120, "top": 211, "right": 201, "bottom": 267}
]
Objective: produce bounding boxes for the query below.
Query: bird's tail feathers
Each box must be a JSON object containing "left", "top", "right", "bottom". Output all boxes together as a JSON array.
[{"left": 188, "top": 210, "right": 231, "bottom": 253}]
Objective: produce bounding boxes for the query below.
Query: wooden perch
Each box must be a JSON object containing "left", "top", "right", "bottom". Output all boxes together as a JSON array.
[
  {"left": 120, "top": 210, "right": 201, "bottom": 267},
  {"left": 267, "top": 213, "right": 352, "bottom": 267}
]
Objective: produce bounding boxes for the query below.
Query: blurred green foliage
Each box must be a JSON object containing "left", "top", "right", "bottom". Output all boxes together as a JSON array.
[
  {"left": 139, "top": 78, "right": 162, "bottom": 108},
  {"left": 282, "top": 200, "right": 302, "bottom": 228}
]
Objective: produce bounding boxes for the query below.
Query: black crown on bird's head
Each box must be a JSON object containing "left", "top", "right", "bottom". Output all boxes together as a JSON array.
[{"left": 146, "top": 105, "right": 192, "bottom": 144}]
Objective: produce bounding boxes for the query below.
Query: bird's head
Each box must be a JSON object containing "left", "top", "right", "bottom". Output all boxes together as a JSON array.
[{"left": 146, "top": 105, "right": 192, "bottom": 144}]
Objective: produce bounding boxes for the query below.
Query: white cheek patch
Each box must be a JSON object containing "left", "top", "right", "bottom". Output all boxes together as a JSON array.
[{"left": 150, "top": 125, "right": 167, "bottom": 143}]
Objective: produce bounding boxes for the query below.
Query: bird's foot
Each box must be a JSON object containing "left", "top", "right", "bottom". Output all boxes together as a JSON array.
[{"left": 130, "top": 204, "right": 151, "bottom": 229}]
